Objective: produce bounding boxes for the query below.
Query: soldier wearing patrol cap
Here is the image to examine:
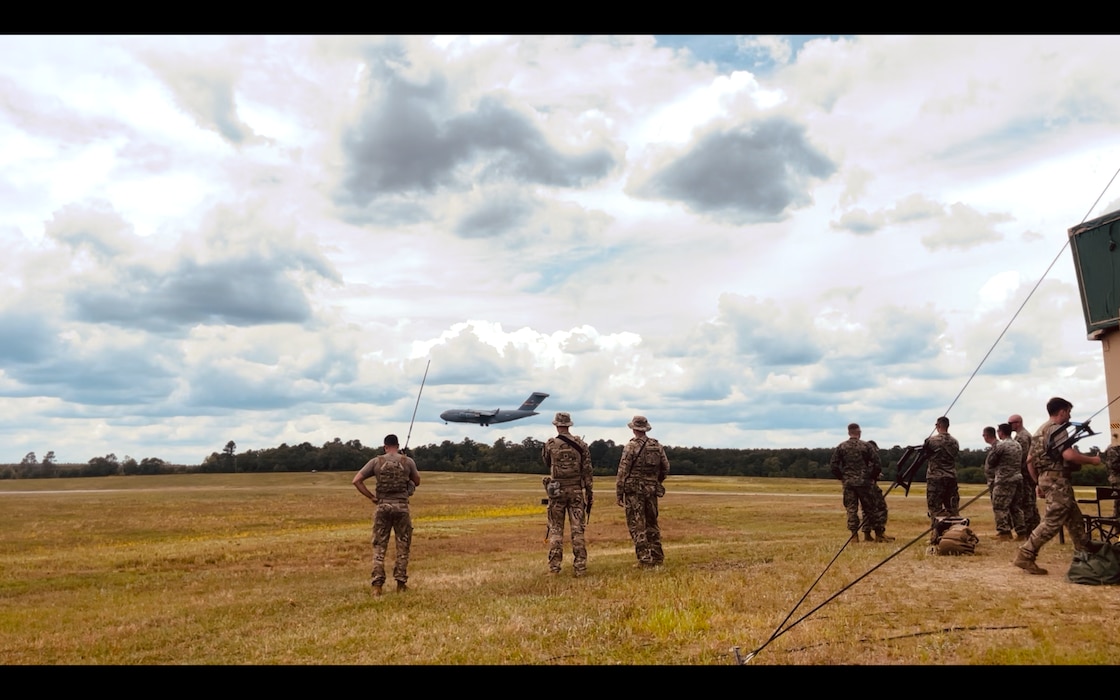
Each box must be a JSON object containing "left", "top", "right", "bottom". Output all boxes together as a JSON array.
[
  {"left": 616, "top": 415, "right": 670, "bottom": 568},
  {"left": 541, "top": 412, "right": 593, "bottom": 576}
]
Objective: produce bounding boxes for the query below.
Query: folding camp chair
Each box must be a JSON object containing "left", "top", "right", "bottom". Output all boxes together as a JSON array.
[{"left": 1078, "top": 487, "right": 1120, "bottom": 543}]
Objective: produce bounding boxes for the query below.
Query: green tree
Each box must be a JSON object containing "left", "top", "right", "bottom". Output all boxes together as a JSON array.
[
  {"left": 87, "top": 454, "right": 119, "bottom": 477},
  {"left": 223, "top": 441, "right": 237, "bottom": 472}
]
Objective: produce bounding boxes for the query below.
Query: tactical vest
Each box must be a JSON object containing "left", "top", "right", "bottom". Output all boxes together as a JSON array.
[
  {"left": 376, "top": 454, "right": 411, "bottom": 501},
  {"left": 549, "top": 440, "right": 584, "bottom": 487},
  {"left": 630, "top": 440, "right": 664, "bottom": 481}
]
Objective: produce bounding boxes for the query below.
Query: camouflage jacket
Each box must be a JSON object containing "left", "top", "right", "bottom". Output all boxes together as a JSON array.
[
  {"left": 1104, "top": 445, "right": 1120, "bottom": 480},
  {"left": 923, "top": 433, "right": 959, "bottom": 480},
  {"left": 829, "top": 437, "right": 875, "bottom": 485},
  {"left": 985, "top": 438, "right": 1023, "bottom": 483}
]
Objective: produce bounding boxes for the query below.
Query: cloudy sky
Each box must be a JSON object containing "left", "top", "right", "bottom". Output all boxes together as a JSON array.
[{"left": 4, "top": 35, "right": 1120, "bottom": 465}]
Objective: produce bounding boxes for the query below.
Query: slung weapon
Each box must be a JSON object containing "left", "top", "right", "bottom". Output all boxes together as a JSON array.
[{"left": 1045, "top": 420, "right": 1098, "bottom": 462}]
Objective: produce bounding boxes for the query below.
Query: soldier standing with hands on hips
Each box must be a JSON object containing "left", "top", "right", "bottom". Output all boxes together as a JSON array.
[{"left": 352, "top": 434, "right": 421, "bottom": 596}]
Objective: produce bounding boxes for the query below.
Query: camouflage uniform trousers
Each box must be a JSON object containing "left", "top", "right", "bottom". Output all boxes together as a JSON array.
[
  {"left": 1021, "top": 473, "right": 1088, "bottom": 556},
  {"left": 864, "top": 482, "right": 888, "bottom": 533},
  {"left": 371, "top": 501, "right": 412, "bottom": 587},
  {"left": 622, "top": 481, "right": 664, "bottom": 566},
  {"left": 988, "top": 477, "right": 1027, "bottom": 537},
  {"left": 547, "top": 487, "right": 588, "bottom": 574},
  {"left": 843, "top": 480, "right": 884, "bottom": 533},
  {"left": 1014, "top": 478, "right": 1041, "bottom": 532},
  {"left": 926, "top": 477, "right": 960, "bottom": 518}
]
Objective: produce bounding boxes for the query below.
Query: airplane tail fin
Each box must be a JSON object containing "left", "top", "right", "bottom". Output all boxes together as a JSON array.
[{"left": 518, "top": 392, "right": 549, "bottom": 412}]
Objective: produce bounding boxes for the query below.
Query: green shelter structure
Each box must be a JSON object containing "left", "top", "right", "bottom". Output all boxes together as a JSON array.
[{"left": 1069, "top": 208, "right": 1120, "bottom": 445}]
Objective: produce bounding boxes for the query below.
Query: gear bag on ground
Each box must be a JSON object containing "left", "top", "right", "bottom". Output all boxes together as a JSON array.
[{"left": 1068, "top": 541, "right": 1120, "bottom": 585}]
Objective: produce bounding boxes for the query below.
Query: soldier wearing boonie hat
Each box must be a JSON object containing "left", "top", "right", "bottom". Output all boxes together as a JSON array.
[
  {"left": 616, "top": 415, "right": 670, "bottom": 568},
  {"left": 541, "top": 411, "right": 593, "bottom": 576}
]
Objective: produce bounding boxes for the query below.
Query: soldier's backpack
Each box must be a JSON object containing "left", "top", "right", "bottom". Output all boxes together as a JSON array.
[
  {"left": 1068, "top": 541, "right": 1120, "bottom": 585},
  {"left": 930, "top": 516, "right": 979, "bottom": 555}
]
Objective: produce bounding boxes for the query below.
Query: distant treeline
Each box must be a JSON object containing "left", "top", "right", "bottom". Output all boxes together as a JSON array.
[{"left": 2, "top": 438, "right": 1112, "bottom": 486}]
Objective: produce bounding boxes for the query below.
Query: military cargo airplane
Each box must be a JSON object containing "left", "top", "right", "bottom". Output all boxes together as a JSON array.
[{"left": 440, "top": 392, "right": 549, "bottom": 426}]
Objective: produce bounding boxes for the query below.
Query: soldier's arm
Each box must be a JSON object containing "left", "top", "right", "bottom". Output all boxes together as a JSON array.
[
  {"left": 659, "top": 447, "right": 670, "bottom": 483},
  {"left": 1026, "top": 448, "right": 1041, "bottom": 494},
  {"left": 616, "top": 444, "right": 631, "bottom": 505},
  {"left": 616, "top": 444, "right": 631, "bottom": 484},
  {"left": 407, "top": 458, "right": 421, "bottom": 487},
  {"left": 352, "top": 459, "right": 377, "bottom": 501},
  {"left": 1063, "top": 447, "right": 1102, "bottom": 467}
]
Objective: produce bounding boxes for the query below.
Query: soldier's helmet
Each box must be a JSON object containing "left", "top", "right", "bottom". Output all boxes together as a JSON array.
[
  {"left": 553, "top": 412, "right": 573, "bottom": 427},
  {"left": 628, "top": 415, "right": 652, "bottom": 432}
]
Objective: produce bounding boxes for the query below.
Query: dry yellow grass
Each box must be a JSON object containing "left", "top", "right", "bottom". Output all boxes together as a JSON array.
[{"left": 1, "top": 472, "right": 1115, "bottom": 664}]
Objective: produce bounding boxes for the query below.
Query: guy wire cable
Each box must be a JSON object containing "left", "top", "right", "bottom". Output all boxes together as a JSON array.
[
  {"left": 741, "top": 164, "right": 1120, "bottom": 665},
  {"left": 940, "top": 162, "right": 1120, "bottom": 420},
  {"left": 739, "top": 485, "right": 994, "bottom": 664}
]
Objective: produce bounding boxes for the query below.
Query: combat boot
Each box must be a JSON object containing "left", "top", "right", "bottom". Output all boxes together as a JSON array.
[
  {"left": 849, "top": 530, "right": 861, "bottom": 543},
  {"left": 1013, "top": 549, "right": 1048, "bottom": 575},
  {"left": 862, "top": 531, "right": 874, "bottom": 542},
  {"left": 874, "top": 530, "right": 895, "bottom": 543},
  {"left": 371, "top": 584, "right": 383, "bottom": 597},
  {"left": 396, "top": 582, "right": 408, "bottom": 592}
]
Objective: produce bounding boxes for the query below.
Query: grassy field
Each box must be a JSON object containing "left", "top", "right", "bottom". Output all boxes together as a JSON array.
[{"left": 1, "top": 471, "right": 1116, "bottom": 665}]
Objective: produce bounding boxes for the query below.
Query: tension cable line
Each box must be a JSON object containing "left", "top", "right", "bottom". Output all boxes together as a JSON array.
[
  {"left": 739, "top": 486, "right": 992, "bottom": 664},
  {"left": 941, "top": 163, "right": 1120, "bottom": 420}
]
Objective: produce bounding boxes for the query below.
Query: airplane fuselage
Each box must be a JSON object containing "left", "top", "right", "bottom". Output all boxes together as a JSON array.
[
  {"left": 439, "top": 409, "right": 539, "bottom": 427},
  {"left": 440, "top": 392, "right": 549, "bottom": 427}
]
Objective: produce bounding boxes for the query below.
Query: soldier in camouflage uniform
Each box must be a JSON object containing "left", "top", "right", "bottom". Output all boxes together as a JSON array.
[
  {"left": 1009, "top": 413, "right": 1040, "bottom": 535},
  {"left": 923, "top": 416, "right": 960, "bottom": 521},
  {"left": 352, "top": 434, "right": 421, "bottom": 596},
  {"left": 541, "top": 412, "right": 593, "bottom": 577},
  {"left": 1014, "top": 397, "right": 1102, "bottom": 575},
  {"left": 865, "top": 440, "right": 893, "bottom": 542},
  {"left": 616, "top": 416, "right": 670, "bottom": 568},
  {"left": 830, "top": 424, "right": 891, "bottom": 542},
  {"left": 982, "top": 424, "right": 1027, "bottom": 541},
  {"left": 1102, "top": 444, "right": 1120, "bottom": 519}
]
